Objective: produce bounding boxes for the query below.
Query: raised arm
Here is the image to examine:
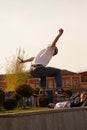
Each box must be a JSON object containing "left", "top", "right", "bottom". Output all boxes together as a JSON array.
[
  {"left": 17, "top": 56, "right": 35, "bottom": 63},
  {"left": 50, "top": 28, "right": 64, "bottom": 47}
]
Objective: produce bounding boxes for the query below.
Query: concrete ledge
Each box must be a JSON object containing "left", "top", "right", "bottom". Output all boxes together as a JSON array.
[{"left": 0, "top": 107, "right": 87, "bottom": 130}]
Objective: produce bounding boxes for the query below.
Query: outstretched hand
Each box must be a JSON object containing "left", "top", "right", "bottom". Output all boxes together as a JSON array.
[
  {"left": 17, "top": 57, "right": 23, "bottom": 63},
  {"left": 59, "top": 28, "right": 64, "bottom": 35}
]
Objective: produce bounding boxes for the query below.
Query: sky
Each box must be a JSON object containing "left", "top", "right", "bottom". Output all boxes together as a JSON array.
[{"left": 0, "top": 0, "right": 87, "bottom": 74}]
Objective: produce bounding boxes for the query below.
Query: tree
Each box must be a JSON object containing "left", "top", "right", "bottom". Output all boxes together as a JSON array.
[
  {"left": 15, "top": 84, "right": 33, "bottom": 98},
  {"left": 15, "top": 84, "right": 34, "bottom": 108},
  {"left": 4, "top": 48, "right": 29, "bottom": 92}
]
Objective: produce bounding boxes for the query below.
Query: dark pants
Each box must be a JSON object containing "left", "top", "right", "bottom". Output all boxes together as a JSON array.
[{"left": 30, "top": 66, "right": 62, "bottom": 89}]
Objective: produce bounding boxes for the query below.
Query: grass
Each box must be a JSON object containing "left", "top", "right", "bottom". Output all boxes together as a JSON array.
[{"left": 0, "top": 107, "right": 51, "bottom": 114}]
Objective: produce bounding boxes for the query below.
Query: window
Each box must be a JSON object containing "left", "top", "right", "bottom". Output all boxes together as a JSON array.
[
  {"left": 66, "top": 80, "right": 70, "bottom": 87},
  {"left": 47, "top": 82, "right": 53, "bottom": 89},
  {"left": 74, "top": 80, "right": 78, "bottom": 86}
]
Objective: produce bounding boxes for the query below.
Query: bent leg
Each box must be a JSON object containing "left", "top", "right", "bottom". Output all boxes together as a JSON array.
[
  {"left": 40, "top": 67, "right": 62, "bottom": 89},
  {"left": 40, "top": 76, "right": 46, "bottom": 89},
  {"left": 30, "top": 66, "right": 62, "bottom": 89}
]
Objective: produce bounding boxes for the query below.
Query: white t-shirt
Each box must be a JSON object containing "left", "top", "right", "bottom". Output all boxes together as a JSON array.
[
  {"left": 54, "top": 101, "right": 70, "bottom": 109},
  {"left": 31, "top": 45, "right": 56, "bottom": 66}
]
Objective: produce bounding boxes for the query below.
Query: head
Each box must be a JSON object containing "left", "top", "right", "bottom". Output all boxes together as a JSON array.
[
  {"left": 53, "top": 46, "right": 58, "bottom": 56},
  {"left": 48, "top": 103, "right": 55, "bottom": 108}
]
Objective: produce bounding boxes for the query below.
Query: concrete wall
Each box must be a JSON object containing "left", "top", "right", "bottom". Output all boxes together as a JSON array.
[{"left": 0, "top": 107, "right": 87, "bottom": 130}]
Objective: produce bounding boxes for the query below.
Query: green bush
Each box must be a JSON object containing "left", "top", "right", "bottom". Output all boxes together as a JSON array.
[
  {"left": 3, "top": 98, "right": 17, "bottom": 110},
  {"left": 15, "top": 84, "right": 33, "bottom": 98},
  {"left": 12, "top": 92, "right": 22, "bottom": 101}
]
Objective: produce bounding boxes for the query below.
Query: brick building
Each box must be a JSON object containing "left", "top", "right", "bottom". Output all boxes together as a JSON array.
[
  {"left": 0, "top": 70, "right": 87, "bottom": 92},
  {"left": 79, "top": 71, "right": 87, "bottom": 88}
]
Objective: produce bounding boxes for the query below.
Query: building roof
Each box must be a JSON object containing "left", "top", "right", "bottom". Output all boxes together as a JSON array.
[
  {"left": 61, "top": 69, "right": 77, "bottom": 76},
  {"left": 79, "top": 71, "right": 87, "bottom": 75}
]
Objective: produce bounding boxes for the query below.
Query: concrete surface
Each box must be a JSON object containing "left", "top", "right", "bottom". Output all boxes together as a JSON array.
[{"left": 0, "top": 107, "right": 87, "bottom": 130}]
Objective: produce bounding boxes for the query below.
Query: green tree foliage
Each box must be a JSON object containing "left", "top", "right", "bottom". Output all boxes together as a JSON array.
[
  {"left": 4, "top": 48, "right": 29, "bottom": 92},
  {"left": 15, "top": 84, "right": 34, "bottom": 98},
  {"left": 12, "top": 92, "right": 22, "bottom": 101}
]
